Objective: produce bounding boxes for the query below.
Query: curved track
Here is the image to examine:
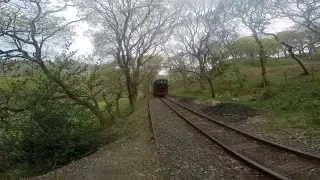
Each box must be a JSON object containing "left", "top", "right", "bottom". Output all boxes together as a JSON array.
[{"left": 160, "top": 97, "right": 320, "bottom": 180}]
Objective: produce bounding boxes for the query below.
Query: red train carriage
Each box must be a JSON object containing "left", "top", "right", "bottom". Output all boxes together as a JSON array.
[{"left": 153, "top": 79, "right": 168, "bottom": 97}]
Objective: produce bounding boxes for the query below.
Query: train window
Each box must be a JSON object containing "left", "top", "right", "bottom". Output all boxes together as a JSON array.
[{"left": 154, "top": 79, "right": 167, "bottom": 85}]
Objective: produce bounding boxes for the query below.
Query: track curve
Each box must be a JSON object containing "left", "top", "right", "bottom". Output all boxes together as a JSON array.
[{"left": 161, "top": 97, "right": 320, "bottom": 180}]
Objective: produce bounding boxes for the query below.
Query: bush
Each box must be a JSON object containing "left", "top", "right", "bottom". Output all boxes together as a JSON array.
[
  {"left": 310, "top": 52, "right": 320, "bottom": 61},
  {"left": 20, "top": 103, "right": 99, "bottom": 174},
  {"left": 0, "top": 78, "right": 102, "bottom": 177}
]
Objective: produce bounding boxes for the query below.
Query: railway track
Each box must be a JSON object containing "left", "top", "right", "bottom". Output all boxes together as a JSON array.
[{"left": 160, "top": 97, "right": 320, "bottom": 180}]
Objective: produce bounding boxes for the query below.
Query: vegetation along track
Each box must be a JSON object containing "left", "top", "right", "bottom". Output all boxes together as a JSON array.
[{"left": 160, "top": 97, "right": 320, "bottom": 180}]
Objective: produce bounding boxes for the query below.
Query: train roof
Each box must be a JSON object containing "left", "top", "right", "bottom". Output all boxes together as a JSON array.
[{"left": 154, "top": 79, "right": 168, "bottom": 84}]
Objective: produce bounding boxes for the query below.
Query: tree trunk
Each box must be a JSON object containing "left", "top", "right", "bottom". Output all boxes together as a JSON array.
[
  {"left": 143, "top": 81, "right": 148, "bottom": 99},
  {"left": 37, "top": 61, "right": 112, "bottom": 127},
  {"left": 196, "top": 57, "right": 206, "bottom": 89},
  {"left": 124, "top": 69, "right": 138, "bottom": 113},
  {"left": 298, "top": 42, "right": 304, "bottom": 56},
  {"left": 94, "top": 110, "right": 110, "bottom": 127},
  {"left": 262, "top": 32, "right": 310, "bottom": 76},
  {"left": 1, "top": 60, "right": 4, "bottom": 76},
  {"left": 207, "top": 78, "right": 215, "bottom": 98},
  {"left": 199, "top": 73, "right": 206, "bottom": 89},
  {"left": 258, "top": 54, "right": 268, "bottom": 87},
  {"left": 180, "top": 72, "right": 189, "bottom": 90},
  {"left": 287, "top": 46, "right": 310, "bottom": 75},
  {"left": 199, "top": 64, "right": 207, "bottom": 89},
  {"left": 283, "top": 49, "right": 288, "bottom": 58},
  {"left": 309, "top": 43, "right": 316, "bottom": 54},
  {"left": 115, "top": 93, "right": 121, "bottom": 116},
  {"left": 127, "top": 79, "right": 136, "bottom": 113},
  {"left": 183, "top": 76, "right": 188, "bottom": 90},
  {"left": 252, "top": 30, "right": 268, "bottom": 87}
]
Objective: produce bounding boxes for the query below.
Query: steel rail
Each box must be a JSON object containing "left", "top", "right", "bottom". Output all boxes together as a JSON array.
[
  {"left": 165, "top": 97, "right": 320, "bottom": 161},
  {"left": 160, "top": 98, "right": 289, "bottom": 180},
  {"left": 147, "top": 98, "right": 157, "bottom": 142}
]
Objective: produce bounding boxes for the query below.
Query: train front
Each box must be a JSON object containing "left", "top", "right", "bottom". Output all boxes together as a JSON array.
[{"left": 153, "top": 79, "right": 168, "bottom": 97}]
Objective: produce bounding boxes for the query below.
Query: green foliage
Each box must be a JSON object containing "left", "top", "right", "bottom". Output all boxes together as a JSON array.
[
  {"left": 170, "top": 59, "right": 320, "bottom": 129},
  {"left": 0, "top": 77, "right": 103, "bottom": 177},
  {"left": 254, "top": 78, "right": 320, "bottom": 125},
  {"left": 310, "top": 52, "right": 320, "bottom": 61},
  {"left": 215, "top": 64, "right": 248, "bottom": 90},
  {"left": 277, "top": 31, "right": 306, "bottom": 43},
  {"left": 262, "top": 38, "right": 281, "bottom": 57},
  {"left": 235, "top": 36, "right": 259, "bottom": 58},
  {"left": 15, "top": 104, "right": 98, "bottom": 175},
  {"left": 232, "top": 36, "right": 282, "bottom": 59}
]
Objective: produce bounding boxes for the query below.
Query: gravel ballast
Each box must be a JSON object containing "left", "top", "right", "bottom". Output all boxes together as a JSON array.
[
  {"left": 150, "top": 98, "right": 271, "bottom": 180},
  {"left": 173, "top": 97, "right": 320, "bottom": 156},
  {"left": 163, "top": 99, "right": 320, "bottom": 180}
]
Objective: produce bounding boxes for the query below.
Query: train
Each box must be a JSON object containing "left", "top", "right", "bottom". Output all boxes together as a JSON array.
[{"left": 153, "top": 79, "right": 168, "bottom": 97}]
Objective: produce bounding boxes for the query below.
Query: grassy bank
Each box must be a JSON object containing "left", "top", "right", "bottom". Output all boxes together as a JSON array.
[
  {"left": 170, "top": 58, "right": 320, "bottom": 144},
  {"left": 0, "top": 76, "right": 134, "bottom": 178}
]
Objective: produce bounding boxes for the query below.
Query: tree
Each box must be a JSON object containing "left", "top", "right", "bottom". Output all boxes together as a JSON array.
[
  {"left": 96, "top": 63, "right": 126, "bottom": 117},
  {"left": 232, "top": 0, "right": 274, "bottom": 87},
  {"left": 166, "top": 53, "right": 194, "bottom": 90},
  {"left": 277, "top": 31, "right": 298, "bottom": 57},
  {"left": 262, "top": 31, "right": 310, "bottom": 75},
  {"left": 0, "top": 0, "right": 114, "bottom": 126},
  {"left": 303, "top": 29, "right": 320, "bottom": 54},
  {"left": 175, "top": 0, "right": 213, "bottom": 89},
  {"left": 262, "top": 38, "right": 282, "bottom": 58},
  {"left": 77, "top": 0, "right": 177, "bottom": 112},
  {"left": 256, "top": 5, "right": 311, "bottom": 75},
  {"left": 174, "top": 0, "right": 235, "bottom": 98},
  {"left": 235, "top": 36, "right": 259, "bottom": 59},
  {"left": 0, "top": 76, "right": 102, "bottom": 174},
  {"left": 277, "top": 30, "right": 309, "bottom": 56},
  {"left": 176, "top": 0, "right": 225, "bottom": 90},
  {"left": 140, "top": 56, "right": 163, "bottom": 99},
  {"left": 276, "top": 0, "right": 320, "bottom": 37}
]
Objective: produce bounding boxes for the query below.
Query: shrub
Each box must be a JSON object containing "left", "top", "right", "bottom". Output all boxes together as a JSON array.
[
  {"left": 0, "top": 78, "right": 103, "bottom": 177},
  {"left": 310, "top": 52, "right": 320, "bottom": 61},
  {"left": 21, "top": 102, "right": 99, "bottom": 173}
]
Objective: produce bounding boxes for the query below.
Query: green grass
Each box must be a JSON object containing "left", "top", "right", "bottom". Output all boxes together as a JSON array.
[
  {"left": 110, "top": 100, "right": 147, "bottom": 138},
  {"left": 170, "top": 58, "right": 320, "bottom": 144},
  {"left": 118, "top": 98, "right": 130, "bottom": 114},
  {"left": 98, "top": 98, "right": 130, "bottom": 116}
]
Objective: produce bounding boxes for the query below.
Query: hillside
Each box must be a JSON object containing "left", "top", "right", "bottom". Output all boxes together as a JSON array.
[{"left": 170, "top": 58, "right": 320, "bottom": 148}]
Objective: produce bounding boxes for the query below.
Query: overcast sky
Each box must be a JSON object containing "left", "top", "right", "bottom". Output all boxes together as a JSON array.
[
  {"left": 67, "top": 9, "right": 294, "bottom": 56},
  {"left": 71, "top": 22, "right": 94, "bottom": 55}
]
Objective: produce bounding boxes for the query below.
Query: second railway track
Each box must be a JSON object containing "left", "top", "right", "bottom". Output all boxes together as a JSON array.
[{"left": 160, "top": 97, "right": 320, "bottom": 180}]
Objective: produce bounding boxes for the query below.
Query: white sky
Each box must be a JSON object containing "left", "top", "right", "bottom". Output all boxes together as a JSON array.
[
  {"left": 239, "top": 18, "right": 293, "bottom": 36},
  {"left": 61, "top": 6, "right": 94, "bottom": 55},
  {"left": 66, "top": 8, "right": 293, "bottom": 56},
  {"left": 63, "top": 6, "right": 294, "bottom": 76},
  {"left": 70, "top": 19, "right": 293, "bottom": 55},
  {"left": 267, "top": 18, "right": 294, "bottom": 33},
  {"left": 71, "top": 22, "right": 94, "bottom": 55}
]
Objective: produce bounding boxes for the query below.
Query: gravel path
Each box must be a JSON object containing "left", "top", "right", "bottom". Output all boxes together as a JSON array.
[
  {"left": 150, "top": 98, "right": 271, "bottom": 180},
  {"left": 29, "top": 103, "right": 163, "bottom": 180}
]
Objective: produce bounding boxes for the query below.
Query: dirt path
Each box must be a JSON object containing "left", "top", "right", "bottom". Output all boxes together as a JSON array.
[{"left": 30, "top": 103, "right": 163, "bottom": 180}]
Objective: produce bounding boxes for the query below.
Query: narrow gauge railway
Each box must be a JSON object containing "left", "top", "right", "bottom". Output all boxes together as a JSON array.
[{"left": 155, "top": 97, "right": 320, "bottom": 180}]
